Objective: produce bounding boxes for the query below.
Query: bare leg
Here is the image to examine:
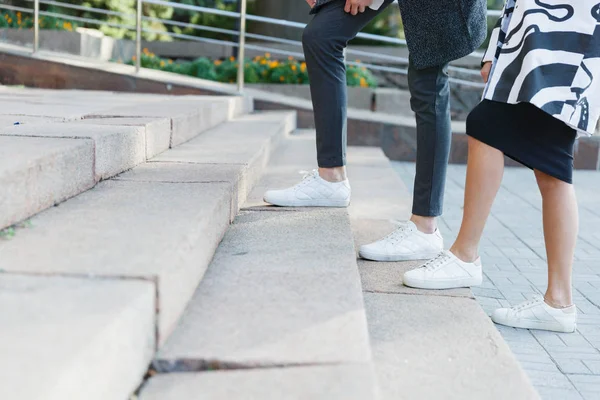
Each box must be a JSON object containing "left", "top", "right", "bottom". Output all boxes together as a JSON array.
[
  {"left": 534, "top": 170, "right": 577, "bottom": 307},
  {"left": 319, "top": 167, "right": 347, "bottom": 182},
  {"left": 450, "top": 136, "right": 505, "bottom": 262},
  {"left": 411, "top": 215, "right": 437, "bottom": 234}
]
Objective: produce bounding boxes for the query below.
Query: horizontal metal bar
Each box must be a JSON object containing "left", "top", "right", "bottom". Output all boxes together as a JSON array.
[
  {"left": 143, "top": 27, "right": 242, "bottom": 49},
  {"left": 142, "top": 28, "right": 307, "bottom": 58},
  {"left": 143, "top": 15, "right": 302, "bottom": 46},
  {"left": 0, "top": 4, "right": 33, "bottom": 14},
  {"left": 39, "top": 10, "right": 134, "bottom": 30},
  {"left": 143, "top": 0, "right": 241, "bottom": 19},
  {"left": 21, "top": 0, "right": 136, "bottom": 19}
]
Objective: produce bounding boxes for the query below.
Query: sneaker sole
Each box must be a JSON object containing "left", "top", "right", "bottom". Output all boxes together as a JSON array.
[
  {"left": 263, "top": 196, "right": 350, "bottom": 208},
  {"left": 359, "top": 249, "right": 441, "bottom": 262},
  {"left": 491, "top": 317, "right": 577, "bottom": 333},
  {"left": 402, "top": 275, "right": 483, "bottom": 290}
]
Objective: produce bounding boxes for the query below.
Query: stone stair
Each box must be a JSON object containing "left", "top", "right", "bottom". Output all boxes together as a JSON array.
[
  {"left": 137, "top": 131, "right": 539, "bottom": 399},
  {"left": 2, "top": 88, "right": 539, "bottom": 400},
  {"left": 0, "top": 87, "right": 251, "bottom": 230},
  {"left": 0, "top": 88, "right": 294, "bottom": 400}
]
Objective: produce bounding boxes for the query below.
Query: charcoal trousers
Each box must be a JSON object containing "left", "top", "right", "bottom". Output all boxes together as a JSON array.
[{"left": 303, "top": 0, "right": 451, "bottom": 217}]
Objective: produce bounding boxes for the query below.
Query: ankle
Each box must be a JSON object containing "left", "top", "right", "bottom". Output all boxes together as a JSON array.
[
  {"left": 411, "top": 215, "right": 437, "bottom": 234},
  {"left": 544, "top": 291, "right": 573, "bottom": 309},
  {"left": 449, "top": 245, "right": 479, "bottom": 263},
  {"left": 319, "top": 167, "right": 347, "bottom": 183}
]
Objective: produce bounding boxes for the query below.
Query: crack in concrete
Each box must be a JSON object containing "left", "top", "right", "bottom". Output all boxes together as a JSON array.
[
  {"left": 112, "top": 178, "right": 232, "bottom": 184},
  {"left": 363, "top": 289, "right": 475, "bottom": 300},
  {"left": 151, "top": 358, "right": 347, "bottom": 374}
]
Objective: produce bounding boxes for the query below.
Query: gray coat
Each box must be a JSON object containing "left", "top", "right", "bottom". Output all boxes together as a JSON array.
[{"left": 311, "top": 0, "right": 487, "bottom": 69}]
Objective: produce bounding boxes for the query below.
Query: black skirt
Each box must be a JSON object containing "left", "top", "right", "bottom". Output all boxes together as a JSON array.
[{"left": 467, "top": 100, "right": 578, "bottom": 184}]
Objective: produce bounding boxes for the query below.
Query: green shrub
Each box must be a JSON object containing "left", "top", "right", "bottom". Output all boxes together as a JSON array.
[
  {"left": 0, "top": 9, "right": 77, "bottom": 30},
  {"left": 125, "top": 51, "right": 377, "bottom": 87}
]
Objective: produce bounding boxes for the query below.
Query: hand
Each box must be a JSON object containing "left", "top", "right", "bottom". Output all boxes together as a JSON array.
[
  {"left": 306, "top": 0, "right": 316, "bottom": 8},
  {"left": 344, "top": 0, "right": 374, "bottom": 15},
  {"left": 481, "top": 62, "right": 492, "bottom": 83}
]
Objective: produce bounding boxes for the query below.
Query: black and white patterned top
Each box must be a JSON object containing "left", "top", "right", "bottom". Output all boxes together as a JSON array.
[{"left": 482, "top": 0, "right": 600, "bottom": 136}]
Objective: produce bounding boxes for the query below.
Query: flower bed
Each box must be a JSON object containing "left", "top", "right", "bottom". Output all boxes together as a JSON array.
[
  {"left": 126, "top": 49, "right": 378, "bottom": 88},
  {"left": 1, "top": 9, "right": 77, "bottom": 31}
]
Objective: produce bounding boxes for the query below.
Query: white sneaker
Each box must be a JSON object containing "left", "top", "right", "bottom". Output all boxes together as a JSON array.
[
  {"left": 491, "top": 295, "right": 577, "bottom": 333},
  {"left": 263, "top": 170, "right": 351, "bottom": 207},
  {"left": 403, "top": 250, "right": 483, "bottom": 289},
  {"left": 359, "top": 221, "right": 443, "bottom": 262}
]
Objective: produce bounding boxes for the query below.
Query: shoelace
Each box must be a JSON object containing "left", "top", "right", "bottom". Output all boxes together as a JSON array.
[
  {"left": 384, "top": 224, "right": 412, "bottom": 244},
  {"left": 511, "top": 296, "right": 544, "bottom": 312},
  {"left": 294, "top": 169, "right": 319, "bottom": 190},
  {"left": 422, "top": 252, "right": 451, "bottom": 272}
]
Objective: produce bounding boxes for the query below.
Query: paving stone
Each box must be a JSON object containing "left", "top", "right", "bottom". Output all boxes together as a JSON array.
[
  {"left": 568, "top": 374, "right": 600, "bottom": 395},
  {"left": 364, "top": 293, "right": 539, "bottom": 399},
  {"left": 554, "top": 359, "right": 593, "bottom": 374},
  {"left": 0, "top": 274, "right": 155, "bottom": 400},
  {"left": 527, "top": 370, "right": 579, "bottom": 389},
  {"left": 583, "top": 360, "right": 600, "bottom": 374},
  {"left": 0, "top": 135, "right": 94, "bottom": 230},
  {"left": 139, "top": 365, "right": 378, "bottom": 400},
  {"left": 519, "top": 361, "right": 562, "bottom": 373},
  {"left": 536, "top": 387, "right": 584, "bottom": 400}
]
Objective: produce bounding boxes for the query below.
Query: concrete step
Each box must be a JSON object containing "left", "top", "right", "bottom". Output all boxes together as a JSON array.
[
  {"left": 0, "top": 135, "right": 95, "bottom": 233},
  {"left": 345, "top": 145, "right": 540, "bottom": 399},
  {"left": 149, "top": 131, "right": 376, "bottom": 397},
  {"left": 139, "top": 365, "right": 378, "bottom": 400},
  {"left": 0, "top": 110, "right": 294, "bottom": 340},
  {"left": 0, "top": 274, "right": 155, "bottom": 400},
  {"left": 0, "top": 111, "right": 295, "bottom": 399},
  {"left": 0, "top": 88, "right": 252, "bottom": 230}
]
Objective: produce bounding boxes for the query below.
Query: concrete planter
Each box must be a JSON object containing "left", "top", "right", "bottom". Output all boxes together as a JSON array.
[{"left": 247, "top": 83, "right": 374, "bottom": 111}]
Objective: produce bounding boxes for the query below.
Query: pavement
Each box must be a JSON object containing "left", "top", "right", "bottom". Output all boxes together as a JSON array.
[{"left": 393, "top": 162, "right": 600, "bottom": 400}]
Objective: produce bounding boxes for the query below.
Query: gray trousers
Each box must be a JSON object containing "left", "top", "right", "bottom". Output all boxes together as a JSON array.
[{"left": 303, "top": 0, "right": 451, "bottom": 217}]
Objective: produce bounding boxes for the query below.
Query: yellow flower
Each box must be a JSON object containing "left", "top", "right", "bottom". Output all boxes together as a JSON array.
[
  {"left": 291, "top": 65, "right": 297, "bottom": 72},
  {"left": 143, "top": 48, "right": 149, "bottom": 55},
  {"left": 269, "top": 61, "right": 279, "bottom": 68},
  {"left": 288, "top": 56, "right": 294, "bottom": 61},
  {"left": 132, "top": 55, "right": 137, "bottom": 61},
  {"left": 168, "top": 59, "right": 173, "bottom": 64},
  {"left": 353, "top": 73, "right": 358, "bottom": 78},
  {"left": 300, "top": 63, "right": 306, "bottom": 72},
  {"left": 160, "top": 61, "right": 165, "bottom": 67},
  {"left": 355, "top": 59, "right": 361, "bottom": 63},
  {"left": 360, "top": 77, "right": 368, "bottom": 88},
  {"left": 265, "top": 53, "right": 271, "bottom": 58},
  {"left": 214, "top": 60, "right": 222, "bottom": 66},
  {"left": 229, "top": 56, "right": 235, "bottom": 62},
  {"left": 260, "top": 59, "right": 267, "bottom": 65},
  {"left": 280, "top": 76, "right": 285, "bottom": 82}
]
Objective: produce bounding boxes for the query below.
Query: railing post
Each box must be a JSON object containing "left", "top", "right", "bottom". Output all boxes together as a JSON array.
[
  {"left": 236, "top": 0, "right": 248, "bottom": 94},
  {"left": 135, "top": 0, "right": 142, "bottom": 73},
  {"left": 33, "top": 0, "right": 40, "bottom": 53}
]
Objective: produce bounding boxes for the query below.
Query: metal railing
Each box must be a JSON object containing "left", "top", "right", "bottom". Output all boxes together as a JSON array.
[{"left": 12, "top": 0, "right": 504, "bottom": 93}]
